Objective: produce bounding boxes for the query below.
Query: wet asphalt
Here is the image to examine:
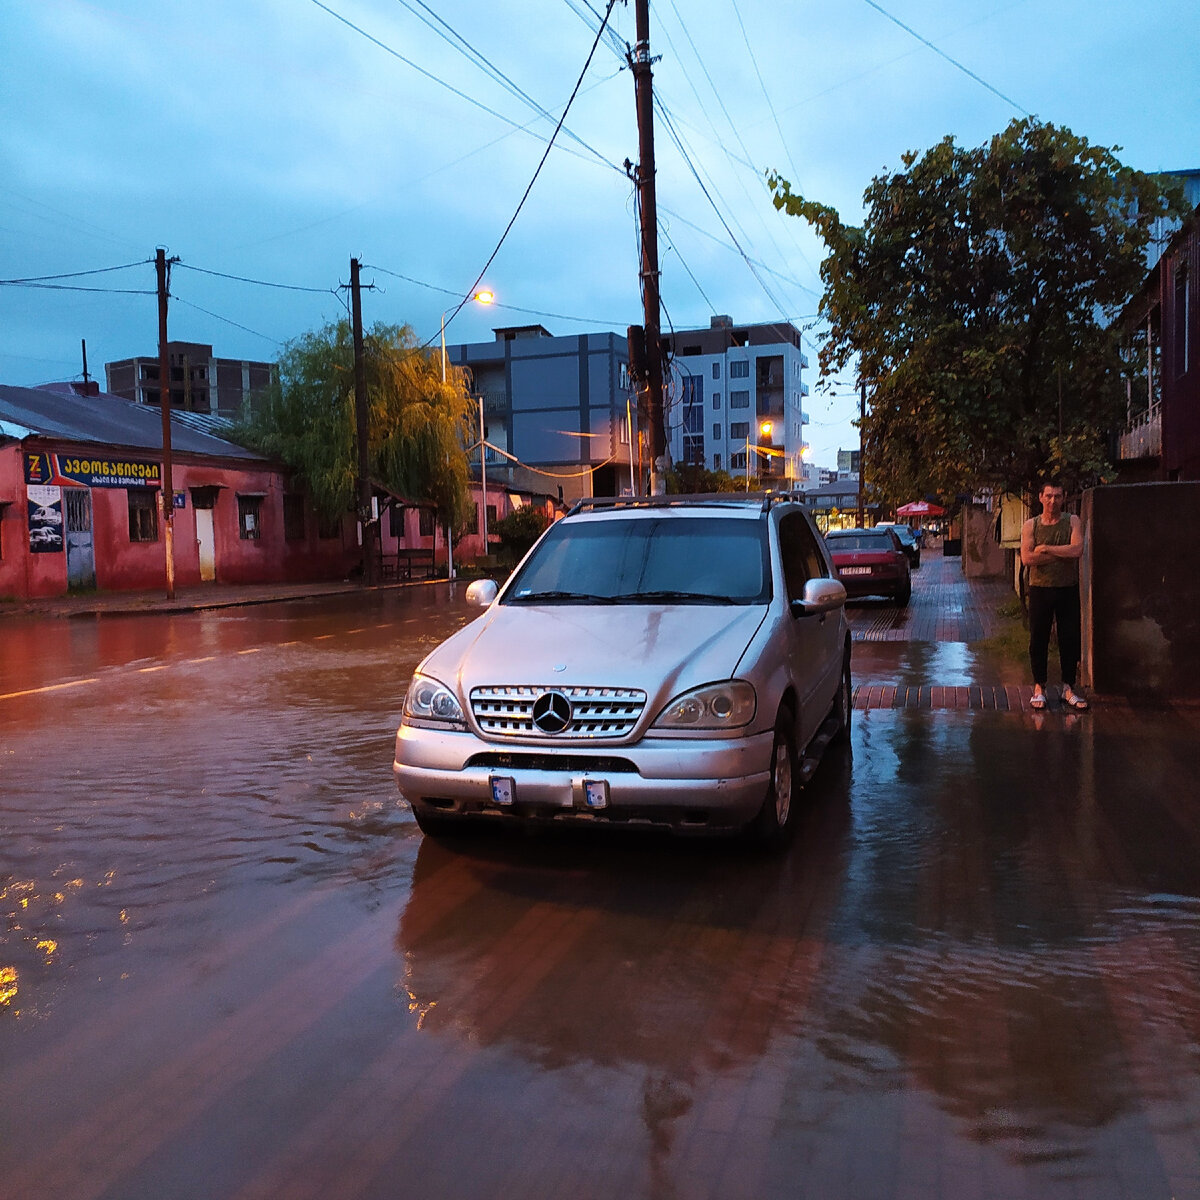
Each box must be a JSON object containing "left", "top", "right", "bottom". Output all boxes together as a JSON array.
[{"left": 2, "top": 574, "right": 1200, "bottom": 1199}]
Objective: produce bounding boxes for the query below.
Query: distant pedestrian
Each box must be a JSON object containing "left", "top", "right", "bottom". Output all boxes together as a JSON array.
[{"left": 1020, "top": 480, "right": 1087, "bottom": 711}]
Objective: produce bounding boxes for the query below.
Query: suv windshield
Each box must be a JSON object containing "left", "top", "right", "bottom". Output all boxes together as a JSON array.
[{"left": 504, "top": 515, "right": 770, "bottom": 605}]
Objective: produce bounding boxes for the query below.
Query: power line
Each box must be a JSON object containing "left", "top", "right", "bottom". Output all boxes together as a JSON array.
[
  {"left": 309, "top": 0, "right": 617, "bottom": 174},
  {"left": 393, "top": 0, "right": 619, "bottom": 171},
  {"left": 175, "top": 262, "right": 336, "bottom": 295},
  {"left": 0, "top": 260, "right": 151, "bottom": 284},
  {"left": 861, "top": 0, "right": 1029, "bottom": 115},
  {"left": 0, "top": 281, "right": 153, "bottom": 294},
  {"left": 171, "top": 296, "right": 282, "bottom": 344},
  {"left": 438, "top": 0, "right": 620, "bottom": 344}
]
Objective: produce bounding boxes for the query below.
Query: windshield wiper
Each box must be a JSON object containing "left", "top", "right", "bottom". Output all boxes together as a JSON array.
[
  {"left": 609, "top": 590, "right": 739, "bottom": 605},
  {"left": 507, "top": 590, "right": 617, "bottom": 604}
]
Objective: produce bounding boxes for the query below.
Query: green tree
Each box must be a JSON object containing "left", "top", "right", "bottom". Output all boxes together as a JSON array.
[
  {"left": 770, "top": 118, "right": 1183, "bottom": 501},
  {"left": 491, "top": 505, "right": 549, "bottom": 562},
  {"left": 232, "top": 320, "right": 475, "bottom": 533},
  {"left": 665, "top": 464, "right": 745, "bottom": 493}
]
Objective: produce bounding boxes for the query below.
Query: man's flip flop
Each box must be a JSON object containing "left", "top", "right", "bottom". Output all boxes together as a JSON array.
[
  {"left": 1030, "top": 694, "right": 1046, "bottom": 710},
  {"left": 1064, "top": 693, "right": 1089, "bottom": 710}
]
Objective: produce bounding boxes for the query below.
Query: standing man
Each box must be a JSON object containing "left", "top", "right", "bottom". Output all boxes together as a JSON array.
[{"left": 1020, "top": 480, "right": 1087, "bottom": 711}]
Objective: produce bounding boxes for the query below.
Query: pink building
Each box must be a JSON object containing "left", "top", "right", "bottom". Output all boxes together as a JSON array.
[{"left": 1, "top": 383, "right": 355, "bottom": 600}]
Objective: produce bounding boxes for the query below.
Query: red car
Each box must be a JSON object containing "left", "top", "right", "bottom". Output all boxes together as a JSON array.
[{"left": 825, "top": 527, "right": 912, "bottom": 606}]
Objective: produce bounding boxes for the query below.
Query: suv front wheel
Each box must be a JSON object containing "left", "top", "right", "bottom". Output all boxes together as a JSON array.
[{"left": 747, "top": 708, "right": 798, "bottom": 849}]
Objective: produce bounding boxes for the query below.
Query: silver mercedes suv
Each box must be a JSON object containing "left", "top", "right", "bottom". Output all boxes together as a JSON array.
[{"left": 393, "top": 494, "right": 850, "bottom": 845}]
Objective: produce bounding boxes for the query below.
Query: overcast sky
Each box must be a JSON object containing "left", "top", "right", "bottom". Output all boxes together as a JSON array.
[{"left": 3, "top": 0, "right": 1196, "bottom": 467}]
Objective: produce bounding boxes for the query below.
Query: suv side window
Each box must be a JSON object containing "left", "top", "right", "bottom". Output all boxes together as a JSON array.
[{"left": 778, "top": 512, "right": 828, "bottom": 602}]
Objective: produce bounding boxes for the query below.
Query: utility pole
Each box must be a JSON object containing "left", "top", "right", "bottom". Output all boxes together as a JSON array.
[
  {"left": 857, "top": 376, "right": 866, "bottom": 527},
  {"left": 629, "top": 0, "right": 667, "bottom": 495},
  {"left": 80, "top": 339, "right": 90, "bottom": 391},
  {"left": 156, "top": 248, "right": 178, "bottom": 599},
  {"left": 350, "top": 257, "right": 376, "bottom": 586}
]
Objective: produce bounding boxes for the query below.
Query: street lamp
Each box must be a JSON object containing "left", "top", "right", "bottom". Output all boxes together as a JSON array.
[
  {"left": 441, "top": 289, "right": 494, "bottom": 382},
  {"left": 745, "top": 419, "right": 773, "bottom": 491},
  {"left": 439, "top": 291, "right": 495, "bottom": 570}
]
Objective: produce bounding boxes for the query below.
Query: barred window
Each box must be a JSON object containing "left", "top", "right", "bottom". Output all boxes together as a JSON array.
[
  {"left": 238, "top": 495, "right": 263, "bottom": 540},
  {"left": 730, "top": 390, "right": 750, "bottom": 408},
  {"left": 419, "top": 507, "right": 435, "bottom": 537},
  {"left": 729, "top": 360, "right": 749, "bottom": 378}
]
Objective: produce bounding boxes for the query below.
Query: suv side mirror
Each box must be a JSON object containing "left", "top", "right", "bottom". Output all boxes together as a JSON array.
[
  {"left": 465, "top": 579, "right": 499, "bottom": 607},
  {"left": 790, "top": 577, "right": 846, "bottom": 617}
]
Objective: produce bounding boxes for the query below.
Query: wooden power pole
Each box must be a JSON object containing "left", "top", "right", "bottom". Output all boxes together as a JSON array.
[
  {"left": 630, "top": 0, "right": 667, "bottom": 494},
  {"left": 350, "top": 258, "right": 376, "bottom": 586},
  {"left": 156, "top": 247, "right": 177, "bottom": 599}
]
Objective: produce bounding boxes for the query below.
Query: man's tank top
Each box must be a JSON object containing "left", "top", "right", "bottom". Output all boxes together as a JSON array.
[{"left": 1029, "top": 517, "right": 1077, "bottom": 587}]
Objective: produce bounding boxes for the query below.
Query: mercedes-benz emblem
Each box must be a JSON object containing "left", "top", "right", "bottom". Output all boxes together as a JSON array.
[{"left": 531, "top": 690, "right": 573, "bottom": 734}]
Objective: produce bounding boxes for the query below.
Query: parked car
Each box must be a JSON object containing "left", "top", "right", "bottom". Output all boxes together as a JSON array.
[
  {"left": 877, "top": 522, "right": 921, "bottom": 568},
  {"left": 394, "top": 494, "right": 852, "bottom": 846},
  {"left": 825, "top": 527, "right": 912, "bottom": 606}
]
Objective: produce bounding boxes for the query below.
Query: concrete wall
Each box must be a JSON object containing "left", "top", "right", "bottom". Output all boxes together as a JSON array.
[{"left": 1082, "top": 481, "right": 1200, "bottom": 697}]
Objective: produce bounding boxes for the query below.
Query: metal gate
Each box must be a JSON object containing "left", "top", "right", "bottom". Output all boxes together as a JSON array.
[{"left": 64, "top": 487, "right": 96, "bottom": 590}]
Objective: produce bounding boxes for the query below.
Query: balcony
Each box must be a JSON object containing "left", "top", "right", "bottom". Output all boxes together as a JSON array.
[{"left": 1119, "top": 407, "right": 1161, "bottom": 460}]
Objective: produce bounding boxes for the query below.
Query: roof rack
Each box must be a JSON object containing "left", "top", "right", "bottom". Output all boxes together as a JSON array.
[{"left": 566, "top": 490, "right": 808, "bottom": 517}]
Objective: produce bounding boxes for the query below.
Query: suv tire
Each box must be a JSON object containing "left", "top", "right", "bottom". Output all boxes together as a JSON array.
[
  {"left": 832, "top": 651, "right": 852, "bottom": 745},
  {"left": 747, "top": 708, "right": 798, "bottom": 849}
]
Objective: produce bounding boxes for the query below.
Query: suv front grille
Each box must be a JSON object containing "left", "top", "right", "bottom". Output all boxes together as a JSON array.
[{"left": 470, "top": 686, "right": 647, "bottom": 740}]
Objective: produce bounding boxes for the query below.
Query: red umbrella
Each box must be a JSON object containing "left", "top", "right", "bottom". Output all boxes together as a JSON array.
[{"left": 895, "top": 500, "right": 946, "bottom": 516}]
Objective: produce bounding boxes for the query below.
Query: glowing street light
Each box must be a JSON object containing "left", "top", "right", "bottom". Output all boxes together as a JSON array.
[
  {"left": 441, "top": 289, "right": 495, "bottom": 383},
  {"left": 745, "top": 419, "right": 774, "bottom": 490}
]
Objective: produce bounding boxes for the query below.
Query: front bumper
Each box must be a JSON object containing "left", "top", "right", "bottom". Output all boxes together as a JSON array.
[{"left": 393, "top": 723, "right": 774, "bottom": 830}]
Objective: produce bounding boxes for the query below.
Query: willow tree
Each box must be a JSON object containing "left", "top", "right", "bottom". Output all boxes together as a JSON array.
[
  {"left": 771, "top": 118, "right": 1183, "bottom": 502},
  {"left": 233, "top": 320, "right": 475, "bottom": 536}
]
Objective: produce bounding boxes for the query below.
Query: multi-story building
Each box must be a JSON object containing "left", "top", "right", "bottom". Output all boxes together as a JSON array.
[
  {"left": 1117, "top": 198, "right": 1200, "bottom": 481},
  {"left": 105, "top": 342, "right": 274, "bottom": 418},
  {"left": 664, "top": 316, "right": 809, "bottom": 484},
  {"left": 444, "top": 325, "right": 634, "bottom": 502}
]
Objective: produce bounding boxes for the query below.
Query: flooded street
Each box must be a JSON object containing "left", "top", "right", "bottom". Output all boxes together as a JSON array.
[{"left": 3, "top": 582, "right": 1200, "bottom": 1198}]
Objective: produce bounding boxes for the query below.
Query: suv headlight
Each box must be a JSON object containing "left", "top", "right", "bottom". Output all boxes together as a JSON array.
[
  {"left": 403, "top": 673, "right": 465, "bottom": 726},
  {"left": 652, "top": 681, "right": 756, "bottom": 731}
]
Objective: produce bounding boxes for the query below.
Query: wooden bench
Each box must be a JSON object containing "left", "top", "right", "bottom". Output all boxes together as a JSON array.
[{"left": 380, "top": 548, "right": 436, "bottom": 581}]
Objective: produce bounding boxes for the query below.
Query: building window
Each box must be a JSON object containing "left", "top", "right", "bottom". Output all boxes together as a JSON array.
[
  {"left": 712, "top": 392, "right": 721, "bottom": 409},
  {"left": 128, "top": 489, "right": 158, "bottom": 542},
  {"left": 318, "top": 512, "right": 341, "bottom": 540},
  {"left": 713, "top": 453, "right": 722, "bottom": 470},
  {"left": 730, "top": 422, "right": 750, "bottom": 439},
  {"left": 419, "top": 507, "right": 434, "bottom": 538},
  {"left": 238, "top": 495, "right": 263, "bottom": 540},
  {"left": 730, "top": 391, "right": 750, "bottom": 409},
  {"left": 730, "top": 451, "right": 747, "bottom": 470},
  {"left": 712, "top": 423, "right": 721, "bottom": 440},
  {"left": 486, "top": 504, "right": 497, "bottom": 530},
  {"left": 730, "top": 360, "right": 749, "bottom": 378},
  {"left": 712, "top": 363, "right": 721, "bottom": 379},
  {"left": 283, "top": 494, "right": 306, "bottom": 541},
  {"left": 388, "top": 504, "right": 406, "bottom": 539}
]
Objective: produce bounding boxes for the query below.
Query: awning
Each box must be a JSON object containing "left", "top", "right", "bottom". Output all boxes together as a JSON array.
[{"left": 896, "top": 500, "right": 946, "bottom": 516}]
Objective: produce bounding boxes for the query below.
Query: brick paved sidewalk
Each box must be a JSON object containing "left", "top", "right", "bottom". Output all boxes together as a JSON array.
[{"left": 846, "top": 553, "right": 1046, "bottom": 713}]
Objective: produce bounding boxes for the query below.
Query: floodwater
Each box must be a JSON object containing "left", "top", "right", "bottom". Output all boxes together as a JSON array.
[{"left": 3, "top": 584, "right": 1200, "bottom": 1199}]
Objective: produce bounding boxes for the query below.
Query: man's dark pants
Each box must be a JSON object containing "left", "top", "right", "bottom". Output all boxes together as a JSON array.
[{"left": 1028, "top": 585, "right": 1081, "bottom": 688}]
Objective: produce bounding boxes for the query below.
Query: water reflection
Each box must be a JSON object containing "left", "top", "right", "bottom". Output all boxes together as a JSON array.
[{"left": 392, "top": 711, "right": 1200, "bottom": 1190}]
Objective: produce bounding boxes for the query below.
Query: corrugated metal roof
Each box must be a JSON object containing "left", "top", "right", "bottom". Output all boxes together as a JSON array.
[{"left": 0, "top": 383, "right": 266, "bottom": 461}]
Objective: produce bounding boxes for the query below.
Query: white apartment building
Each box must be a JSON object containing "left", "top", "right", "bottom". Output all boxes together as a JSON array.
[{"left": 665, "top": 316, "right": 809, "bottom": 484}]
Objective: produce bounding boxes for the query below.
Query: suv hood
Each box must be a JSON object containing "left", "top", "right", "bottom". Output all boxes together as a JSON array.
[{"left": 421, "top": 602, "right": 768, "bottom": 703}]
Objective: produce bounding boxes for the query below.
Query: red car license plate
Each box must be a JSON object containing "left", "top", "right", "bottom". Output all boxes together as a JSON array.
[{"left": 840, "top": 566, "right": 871, "bottom": 576}]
